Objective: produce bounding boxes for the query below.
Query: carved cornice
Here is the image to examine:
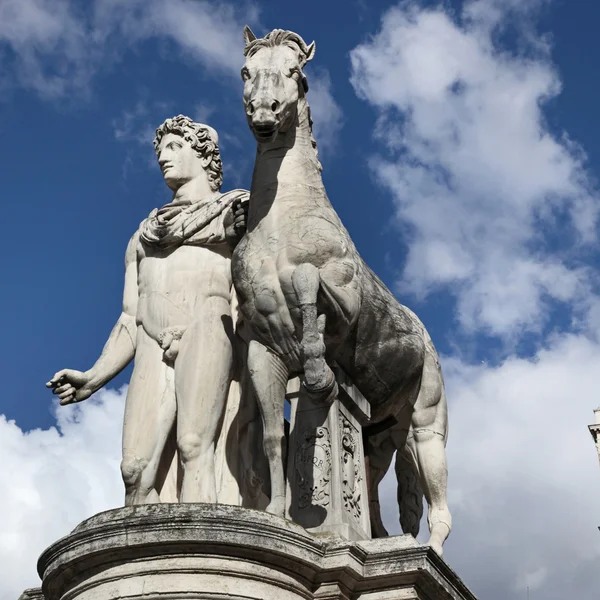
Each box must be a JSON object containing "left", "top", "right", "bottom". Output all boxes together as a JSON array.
[{"left": 38, "top": 504, "right": 477, "bottom": 600}]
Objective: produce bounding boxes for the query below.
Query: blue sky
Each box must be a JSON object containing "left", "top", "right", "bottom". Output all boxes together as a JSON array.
[{"left": 2, "top": 0, "right": 600, "bottom": 598}]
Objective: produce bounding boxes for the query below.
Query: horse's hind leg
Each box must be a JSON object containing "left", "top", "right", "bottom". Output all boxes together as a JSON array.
[
  {"left": 365, "top": 429, "right": 396, "bottom": 538},
  {"left": 291, "top": 263, "right": 337, "bottom": 402},
  {"left": 247, "top": 339, "right": 289, "bottom": 517},
  {"left": 407, "top": 349, "right": 452, "bottom": 556}
]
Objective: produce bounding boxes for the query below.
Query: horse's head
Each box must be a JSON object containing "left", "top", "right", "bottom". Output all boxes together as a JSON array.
[{"left": 242, "top": 26, "right": 315, "bottom": 144}]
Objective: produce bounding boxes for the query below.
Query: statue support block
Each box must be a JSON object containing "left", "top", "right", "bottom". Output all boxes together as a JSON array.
[
  {"left": 35, "top": 504, "right": 477, "bottom": 600},
  {"left": 286, "top": 368, "right": 371, "bottom": 541}
]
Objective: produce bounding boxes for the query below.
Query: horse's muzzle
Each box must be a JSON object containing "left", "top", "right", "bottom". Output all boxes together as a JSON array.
[{"left": 251, "top": 118, "right": 279, "bottom": 143}]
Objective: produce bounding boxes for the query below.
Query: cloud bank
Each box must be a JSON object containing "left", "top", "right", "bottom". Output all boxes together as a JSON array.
[
  {"left": 352, "top": 1, "right": 600, "bottom": 599},
  {"left": 379, "top": 334, "right": 600, "bottom": 598},
  {"left": 0, "top": 0, "right": 258, "bottom": 98},
  {"left": 350, "top": 0, "right": 599, "bottom": 337},
  {"left": 1, "top": 388, "right": 124, "bottom": 599}
]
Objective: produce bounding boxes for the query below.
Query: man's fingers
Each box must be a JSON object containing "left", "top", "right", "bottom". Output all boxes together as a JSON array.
[
  {"left": 47, "top": 369, "right": 68, "bottom": 387},
  {"left": 58, "top": 387, "right": 75, "bottom": 400},
  {"left": 160, "top": 333, "right": 173, "bottom": 349},
  {"left": 165, "top": 340, "right": 180, "bottom": 361},
  {"left": 59, "top": 394, "right": 76, "bottom": 406},
  {"left": 53, "top": 384, "right": 72, "bottom": 395}
]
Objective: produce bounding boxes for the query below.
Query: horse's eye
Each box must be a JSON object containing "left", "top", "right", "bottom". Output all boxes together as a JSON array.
[
  {"left": 288, "top": 68, "right": 300, "bottom": 80},
  {"left": 241, "top": 67, "right": 251, "bottom": 82}
]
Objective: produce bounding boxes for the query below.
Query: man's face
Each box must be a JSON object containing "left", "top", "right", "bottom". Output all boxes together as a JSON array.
[{"left": 157, "top": 132, "right": 205, "bottom": 191}]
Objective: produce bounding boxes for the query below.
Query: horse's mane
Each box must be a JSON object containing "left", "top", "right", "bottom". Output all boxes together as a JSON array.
[
  {"left": 243, "top": 29, "right": 312, "bottom": 62},
  {"left": 244, "top": 29, "right": 322, "bottom": 173},
  {"left": 306, "top": 104, "right": 322, "bottom": 174}
]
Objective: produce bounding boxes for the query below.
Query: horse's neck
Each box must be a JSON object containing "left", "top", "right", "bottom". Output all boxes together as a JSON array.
[{"left": 252, "top": 97, "right": 324, "bottom": 197}]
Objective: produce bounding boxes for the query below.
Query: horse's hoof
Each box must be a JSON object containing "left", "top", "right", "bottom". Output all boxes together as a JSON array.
[{"left": 304, "top": 377, "right": 338, "bottom": 405}]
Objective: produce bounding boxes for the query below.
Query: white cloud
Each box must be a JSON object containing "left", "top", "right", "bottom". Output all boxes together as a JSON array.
[
  {"left": 349, "top": 0, "right": 600, "bottom": 337},
  {"left": 0, "top": 388, "right": 125, "bottom": 599},
  {"left": 0, "top": 0, "right": 257, "bottom": 99},
  {"left": 0, "top": 0, "right": 88, "bottom": 97},
  {"left": 112, "top": 101, "right": 156, "bottom": 146},
  {"left": 194, "top": 102, "right": 216, "bottom": 125},
  {"left": 379, "top": 333, "right": 600, "bottom": 599},
  {"left": 305, "top": 67, "right": 344, "bottom": 155}
]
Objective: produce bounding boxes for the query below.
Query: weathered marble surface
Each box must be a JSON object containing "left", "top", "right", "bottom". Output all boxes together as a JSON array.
[
  {"left": 286, "top": 370, "right": 371, "bottom": 541},
  {"left": 232, "top": 27, "right": 452, "bottom": 554},
  {"left": 46, "top": 115, "right": 253, "bottom": 506},
  {"left": 18, "top": 589, "right": 44, "bottom": 600},
  {"left": 36, "top": 504, "right": 477, "bottom": 600}
]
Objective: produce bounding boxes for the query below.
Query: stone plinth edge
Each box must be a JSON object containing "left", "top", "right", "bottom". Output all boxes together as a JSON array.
[
  {"left": 18, "top": 589, "right": 44, "bottom": 600},
  {"left": 37, "top": 504, "right": 477, "bottom": 600}
]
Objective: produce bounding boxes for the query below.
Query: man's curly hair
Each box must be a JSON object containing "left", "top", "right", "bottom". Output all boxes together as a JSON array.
[{"left": 153, "top": 115, "right": 223, "bottom": 191}]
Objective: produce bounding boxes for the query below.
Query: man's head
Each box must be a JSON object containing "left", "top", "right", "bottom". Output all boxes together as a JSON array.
[{"left": 154, "top": 115, "right": 223, "bottom": 192}]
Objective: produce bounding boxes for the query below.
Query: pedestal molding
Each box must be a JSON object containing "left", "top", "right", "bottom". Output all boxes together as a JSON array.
[{"left": 38, "top": 504, "right": 477, "bottom": 600}]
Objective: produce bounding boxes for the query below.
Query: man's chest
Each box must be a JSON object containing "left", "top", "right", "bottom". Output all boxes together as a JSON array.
[{"left": 137, "top": 243, "right": 231, "bottom": 281}]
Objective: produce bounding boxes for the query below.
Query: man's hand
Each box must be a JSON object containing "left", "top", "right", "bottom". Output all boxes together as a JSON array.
[
  {"left": 225, "top": 198, "right": 249, "bottom": 247},
  {"left": 46, "top": 369, "right": 95, "bottom": 405}
]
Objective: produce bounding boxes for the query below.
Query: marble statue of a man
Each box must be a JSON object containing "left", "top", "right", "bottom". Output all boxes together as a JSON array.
[{"left": 46, "top": 115, "right": 248, "bottom": 506}]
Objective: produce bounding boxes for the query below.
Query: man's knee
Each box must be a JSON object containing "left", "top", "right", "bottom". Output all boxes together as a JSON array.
[
  {"left": 121, "top": 455, "right": 148, "bottom": 488},
  {"left": 178, "top": 433, "right": 212, "bottom": 464}
]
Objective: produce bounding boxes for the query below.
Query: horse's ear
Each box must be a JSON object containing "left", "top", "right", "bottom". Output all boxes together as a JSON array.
[
  {"left": 305, "top": 41, "right": 316, "bottom": 63},
  {"left": 244, "top": 25, "right": 257, "bottom": 47}
]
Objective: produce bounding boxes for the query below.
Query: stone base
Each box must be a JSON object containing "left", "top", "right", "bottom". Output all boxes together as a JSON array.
[
  {"left": 18, "top": 590, "right": 44, "bottom": 600},
  {"left": 36, "top": 504, "right": 477, "bottom": 600},
  {"left": 286, "top": 380, "right": 371, "bottom": 541}
]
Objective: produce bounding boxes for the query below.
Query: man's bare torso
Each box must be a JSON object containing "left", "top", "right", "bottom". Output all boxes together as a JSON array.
[{"left": 135, "top": 236, "right": 232, "bottom": 343}]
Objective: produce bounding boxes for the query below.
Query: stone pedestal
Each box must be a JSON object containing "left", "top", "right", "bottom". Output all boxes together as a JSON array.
[
  {"left": 18, "top": 590, "right": 44, "bottom": 600},
  {"left": 35, "top": 504, "right": 477, "bottom": 600},
  {"left": 286, "top": 368, "right": 372, "bottom": 541}
]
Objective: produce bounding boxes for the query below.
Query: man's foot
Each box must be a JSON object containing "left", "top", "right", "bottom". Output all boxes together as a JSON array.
[
  {"left": 265, "top": 495, "right": 286, "bottom": 518},
  {"left": 427, "top": 522, "right": 450, "bottom": 557}
]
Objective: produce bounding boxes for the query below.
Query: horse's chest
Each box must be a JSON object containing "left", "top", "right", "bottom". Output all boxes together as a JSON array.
[
  {"left": 246, "top": 211, "right": 349, "bottom": 268},
  {"left": 233, "top": 233, "right": 288, "bottom": 307}
]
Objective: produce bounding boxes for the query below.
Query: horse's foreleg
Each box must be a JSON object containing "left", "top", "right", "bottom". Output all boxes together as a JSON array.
[
  {"left": 247, "top": 339, "right": 289, "bottom": 517},
  {"left": 408, "top": 350, "right": 451, "bottom": 556},
  {"left": 291, "top": 263, "right": 337, "bottom": 402}
]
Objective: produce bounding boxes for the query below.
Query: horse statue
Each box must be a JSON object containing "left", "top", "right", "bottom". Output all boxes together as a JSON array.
[{"left": 232, "top": 26, "right": 452, "bottom": 555}]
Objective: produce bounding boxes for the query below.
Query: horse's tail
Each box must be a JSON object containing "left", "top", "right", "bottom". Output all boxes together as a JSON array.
[{"left": 395, "top": 443, "right": 424, "bottom": 537}]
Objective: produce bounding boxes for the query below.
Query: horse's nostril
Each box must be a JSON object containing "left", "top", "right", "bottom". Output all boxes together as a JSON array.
[
  {"left": 247, "top": 101, "right": 256, "bottom": 115},
  {"left": 271, "top": 101, "right": 280, "bottom": 113}
]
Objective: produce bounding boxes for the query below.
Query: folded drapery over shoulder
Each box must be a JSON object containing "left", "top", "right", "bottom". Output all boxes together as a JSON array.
[{"left": 139, "top": 189, "right": 249, "bottom": 248}]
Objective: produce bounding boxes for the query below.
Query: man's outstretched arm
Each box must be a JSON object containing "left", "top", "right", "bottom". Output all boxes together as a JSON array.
[{"left": 47, "top": 233, "right": 140, "bottom": 405}]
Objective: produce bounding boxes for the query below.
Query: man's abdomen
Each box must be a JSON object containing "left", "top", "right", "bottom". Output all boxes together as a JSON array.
[{"left": 136, "top": 247, "right": 232, "bottom": 343}]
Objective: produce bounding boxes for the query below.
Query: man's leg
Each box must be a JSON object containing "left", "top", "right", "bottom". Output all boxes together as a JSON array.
[
  {"left": 174, "top": 296, "right": 233, "bottom": 503},
  {"left": 121, "top": 328, "right": 176, "bottom": 505}
]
